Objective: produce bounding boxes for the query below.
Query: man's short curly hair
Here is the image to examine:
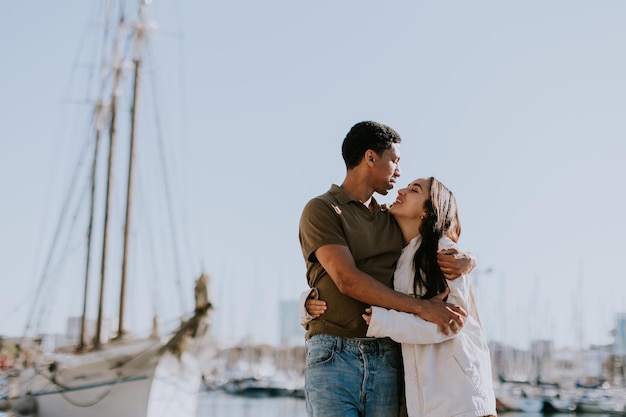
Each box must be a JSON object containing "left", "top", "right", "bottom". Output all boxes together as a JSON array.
[{"left": 341, "top": 121, "right": 402, "bottom": 169}]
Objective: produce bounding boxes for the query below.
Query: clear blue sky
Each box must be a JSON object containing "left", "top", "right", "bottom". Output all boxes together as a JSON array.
[{"left": 1, "top": 0, "right": 625, "bottom": 350}]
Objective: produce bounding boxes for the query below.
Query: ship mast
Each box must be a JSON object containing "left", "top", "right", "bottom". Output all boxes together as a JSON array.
[
  {"left": 117, "top": 1, "right": 149, "bottom": 339},
  {"left": 78, "top": 103, "right": 106, "bottom": 351},
  {"left": 95, "top": 9, "right": 126, "bottom": 349}
]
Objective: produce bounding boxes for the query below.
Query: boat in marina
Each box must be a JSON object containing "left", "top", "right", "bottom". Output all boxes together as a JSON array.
[
  {"left": 495, "top": 382, "right": 544, "bottom": 413},
  {"left": 0, "top": 374, "right": 8, "bottom": 412},
  {"left": 542, "top": 394, "right": 577, "bottom": 413},
  {"left": 5, "top": 1, "right": 213, "bottom": 416},
  {"left": 576, "top": 388, "right": 626, "bottom": 414},
  {"left": 539, "top": 383, "right": 577, "bottom": 413},
  {"left": 497, "top": 394, "right": 544, "bottom": 413}
]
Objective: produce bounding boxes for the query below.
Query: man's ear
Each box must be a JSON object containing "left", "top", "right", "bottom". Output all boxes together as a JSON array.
[{"left": 365, "top": 150, "right": 376, "bottom": 166}]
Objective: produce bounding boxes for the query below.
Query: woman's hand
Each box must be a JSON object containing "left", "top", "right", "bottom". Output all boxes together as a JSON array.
[
  {"left": 305, "top": 288, "right": 327, "bottom": 318},
  {"left": 362, "top": 307, "right": 373, "bottom": 325}
]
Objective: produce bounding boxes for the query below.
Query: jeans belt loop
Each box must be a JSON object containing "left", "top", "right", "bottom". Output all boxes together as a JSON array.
[{"left": 336, "top": 336, "right": 343, "bottom": 353}]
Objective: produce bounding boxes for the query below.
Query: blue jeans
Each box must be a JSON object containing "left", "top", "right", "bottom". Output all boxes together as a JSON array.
[{"left": 304, "top": 334, "right": 402, "bottom": 417}]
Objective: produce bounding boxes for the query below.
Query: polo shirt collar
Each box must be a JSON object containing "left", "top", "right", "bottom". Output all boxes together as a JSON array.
[{"left": 328, "top": 184, "right": 386, "bottom": 211}]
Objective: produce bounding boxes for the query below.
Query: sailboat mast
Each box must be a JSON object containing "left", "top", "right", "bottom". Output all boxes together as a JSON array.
[
  {"left": 95, "top": 58, "right": 124, "bottom": 349},
  {"left": 79, "top": 103, "right": 106, "bottom": 350},
  {"left": 118, "top": 7, "right": 147, "bottom": 338}
]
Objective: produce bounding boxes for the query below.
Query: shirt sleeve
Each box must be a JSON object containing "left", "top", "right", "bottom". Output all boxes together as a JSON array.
[
  {"left": 366, "top": 237, "right": 472, "bottom": 344},
  {"left": 299, "top": 198, "right": 347, "bottom": 263},
  {"left": 366, "top": 306, "right": 458, "bottom": 344},
  {"left": 299, "top": 287, "right": 318, "bottom": 328}
]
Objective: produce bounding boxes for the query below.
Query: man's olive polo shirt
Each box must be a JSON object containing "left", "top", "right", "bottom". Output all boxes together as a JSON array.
[{"left": 299, "top": 184, "right": 403, "bottom": 339}]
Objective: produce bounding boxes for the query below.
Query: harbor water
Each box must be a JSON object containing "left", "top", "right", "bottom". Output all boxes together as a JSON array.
[
  {"left": 196, "top": 390, "right": 624, "bottom": 416},
  {"left": 0, "top": 390, "right": 307, "bottom": 417},
  {"left": 197, "top": 390, "right": 307, "bottom": 416},
  {"left": 1, "top": 391, "right": 624, "bottom": 417},
  {"left": 195, "top": 390, "right": 622, "bottom": 417}
]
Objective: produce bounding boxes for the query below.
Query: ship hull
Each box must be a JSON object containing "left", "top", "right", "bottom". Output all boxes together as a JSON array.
[{"left": 12, "top": 339, "right": 202, "bottom": 417}]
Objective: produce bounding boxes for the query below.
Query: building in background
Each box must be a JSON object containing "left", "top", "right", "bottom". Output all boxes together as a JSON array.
[{"left": 279, "top": 300, "right": 304, "bottom": 346}]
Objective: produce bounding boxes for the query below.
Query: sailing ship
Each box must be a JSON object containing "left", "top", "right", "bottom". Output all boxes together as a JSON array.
[{"left": 6, "top": 1, "right": 213, "bottom": 416}]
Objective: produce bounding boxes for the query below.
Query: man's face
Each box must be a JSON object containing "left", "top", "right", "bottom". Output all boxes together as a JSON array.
[{"left": 372, "top": 143, "right": 401, "bottom": 195}]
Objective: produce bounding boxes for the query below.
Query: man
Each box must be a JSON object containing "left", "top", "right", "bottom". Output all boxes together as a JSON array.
[{"left": 299, "top": 121, "right": 473, "bottom": 417}]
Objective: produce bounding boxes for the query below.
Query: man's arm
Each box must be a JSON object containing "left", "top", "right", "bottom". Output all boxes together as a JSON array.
[
  {"left": 316, "top": 244, "right": 466, "bottom": 334},
  {"left": 437, "top": 248, "right": 476, "bottom": 279}
]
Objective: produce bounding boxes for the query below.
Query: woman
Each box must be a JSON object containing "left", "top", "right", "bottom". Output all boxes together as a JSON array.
[{"left": 305, "top": 177, "right": 496, "bottom": 417}]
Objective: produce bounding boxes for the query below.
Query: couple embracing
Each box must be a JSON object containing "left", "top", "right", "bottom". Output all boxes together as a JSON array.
[{"left": 298, "top": 121, "right": 497, "bottom": 417}]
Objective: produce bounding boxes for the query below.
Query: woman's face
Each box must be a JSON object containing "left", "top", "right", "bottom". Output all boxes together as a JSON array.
[{"left": 389, "top": 178, "right": 431, "bottom": 221}]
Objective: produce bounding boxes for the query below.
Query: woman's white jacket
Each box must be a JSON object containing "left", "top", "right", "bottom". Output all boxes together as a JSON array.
[{"left": 366, "top": 236, "right": 497, "bottom": 417}]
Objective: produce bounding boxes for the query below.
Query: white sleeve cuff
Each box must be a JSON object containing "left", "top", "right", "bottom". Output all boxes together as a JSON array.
[{"left": 299, "top": 287, "right": 318, "bottom": 328}]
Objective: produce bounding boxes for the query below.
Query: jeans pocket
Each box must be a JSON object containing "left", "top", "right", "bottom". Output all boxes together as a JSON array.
[
  {"left": 382, "top": 346, "right": 403, "bottom": 372},
  {"left": 305, "top": 340, "right": 335, "bottom": 369}
]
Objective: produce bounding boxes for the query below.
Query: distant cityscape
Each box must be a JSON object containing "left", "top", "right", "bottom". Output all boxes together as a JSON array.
[
  {"left": 3, "top": 306, "right": 626, "bottom": 388},
  {"left": 2, "top": 309, "right": 626, "bottom": 414}
]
